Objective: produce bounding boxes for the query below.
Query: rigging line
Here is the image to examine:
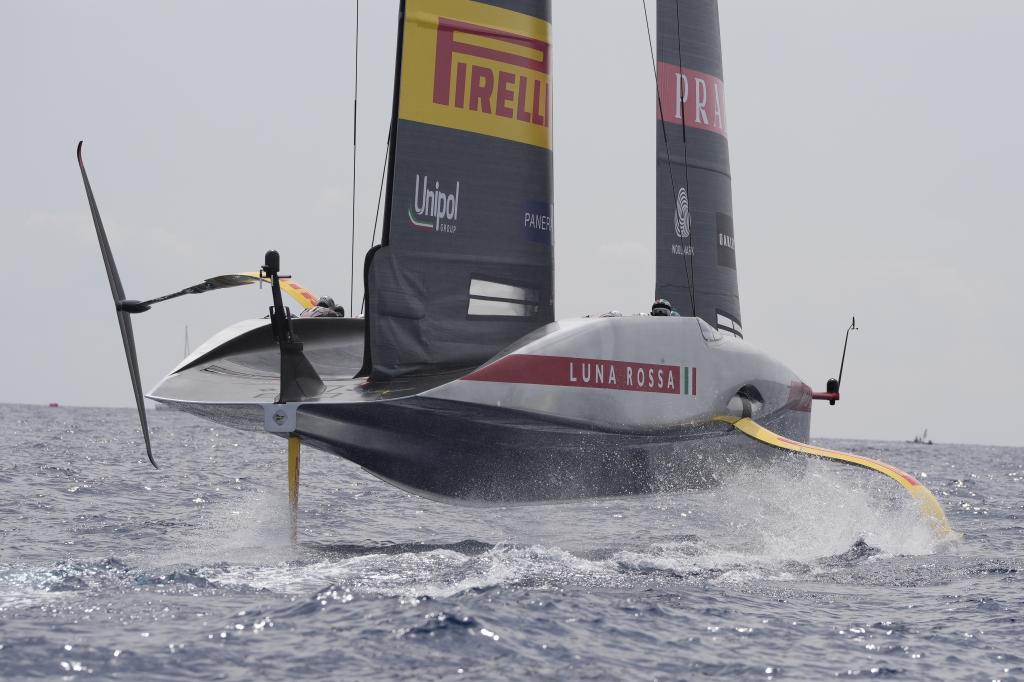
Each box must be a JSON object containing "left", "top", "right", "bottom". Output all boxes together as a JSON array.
[
  {"left": 363, "top": 0, "right": 403, "bottom": 317},
  {"left": 361, "top": 127, "right": 392, "bottom": 316},
  {"left": 368, "top": 128, "right": 391, "bottom": 253},
  {"left": 349, "top": 0, "right": 360, "bottom": 316},
  {"left": 673, "top": 0, "right": 697, "bottom": 314},
  {"left": 641, "top": 0, "right": 697, "bottom": 317}
]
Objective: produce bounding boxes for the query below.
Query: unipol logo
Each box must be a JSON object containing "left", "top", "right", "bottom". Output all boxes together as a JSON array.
[
  {"left": 409, "top": 174, "right": 460, "bottom": 234},
  {"left": 674, "top": 187, "right": 691, "bottom": 239},
  {"left": 433, "top": 18, "right": 551, "bottom": 131}
]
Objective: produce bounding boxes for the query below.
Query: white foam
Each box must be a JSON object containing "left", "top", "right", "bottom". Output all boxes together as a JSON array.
[
  {"left": 148, "top": 489, "right": 302, "bottom": 572},
  {"left": 0, "top": 565, "right": 83, "bottom": 609},
  {"left": 712, "top": 460, "right": 947, "bottom": 560},
  {"left": 139, "top": 458, "right": 955, "bottom": 598},
  {"left": 201, "top": 543, "right": 613, "bottom": 600}
]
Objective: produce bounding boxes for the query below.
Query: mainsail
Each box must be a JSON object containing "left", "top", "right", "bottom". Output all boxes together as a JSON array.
[
  {"left": 364, "top": 0, "right": 554, "bottom": 379},
  {"left": 655, "top": 0, "right": 742, "bottom": 338}
]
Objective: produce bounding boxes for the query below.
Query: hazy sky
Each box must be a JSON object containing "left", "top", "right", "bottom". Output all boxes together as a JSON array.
[{"left": 2, "top": 1, "right": 1021, "bottom": 447}]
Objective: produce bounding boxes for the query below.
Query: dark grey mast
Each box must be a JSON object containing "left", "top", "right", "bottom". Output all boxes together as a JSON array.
[
  {"left": 363, "top": 0, "right": 555, "bottom": 379},
  {"left": 655, "top": 0, "right": 742, "bottom": 338}
]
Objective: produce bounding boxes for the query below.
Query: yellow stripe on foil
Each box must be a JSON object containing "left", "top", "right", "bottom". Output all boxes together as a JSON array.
[
  {"left": 716, "top": 416, "right": 955, "bottom": 538},
  {"left": 238, "top": 272, "right": 320, "bottom": 310},
  {"left": 288, "top": 435, "right": 301, "bottom": 544}
]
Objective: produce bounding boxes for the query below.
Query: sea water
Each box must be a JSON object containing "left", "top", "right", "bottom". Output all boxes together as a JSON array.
[{"left": 0, "top": 403, "right": 1020, "bottom": 680}]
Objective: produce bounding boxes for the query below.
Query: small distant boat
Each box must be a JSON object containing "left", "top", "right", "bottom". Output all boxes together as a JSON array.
[
  {"left": 48, "top": 402, "right": 60, "bottom": 408},
  {"left": 909, "top": 428, "right": 934, "bottom": 445}
]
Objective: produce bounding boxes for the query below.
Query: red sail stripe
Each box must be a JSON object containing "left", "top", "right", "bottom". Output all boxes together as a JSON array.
[{"left": 656, "top": 61, "right": 728, "bottom": 138}]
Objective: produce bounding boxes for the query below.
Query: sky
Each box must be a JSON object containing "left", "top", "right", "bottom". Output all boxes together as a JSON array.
[{"left": 1, "top": 1, "right": 1021, "bottom": 447}]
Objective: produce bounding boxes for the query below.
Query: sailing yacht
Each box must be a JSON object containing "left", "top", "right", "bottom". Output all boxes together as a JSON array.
[
  {"left": 140, "top": 0, "right": 810, "bottom": 503},
  {"left": 910, "top": 429, "right": 934, "bottom": 445},
  {"left": 79, "top": 0, "right": 953, "bottom": 534}
]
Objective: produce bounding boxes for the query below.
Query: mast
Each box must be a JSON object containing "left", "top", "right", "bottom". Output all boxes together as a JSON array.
[
  {"left": 379, "top": 0, "right": 408, "bottom": 248},
  {"left": 654, "top": 0, "right": 742, "bottom": 337},
  {"left": 356, "top": 0, "right": 407, "bottom": 377}
]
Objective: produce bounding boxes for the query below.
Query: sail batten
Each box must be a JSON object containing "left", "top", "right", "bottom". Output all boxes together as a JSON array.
[
  {"left": 655, "top": 0, "right": 741, "bottom": 336},
  {"left": 365, "top": 0, "right": 554, "bottom": 379}
]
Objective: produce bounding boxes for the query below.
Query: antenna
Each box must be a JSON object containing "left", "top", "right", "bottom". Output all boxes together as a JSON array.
[
  {"left": 836, "top": 316, "right": 858, "bottom": 389},
  {"left": 812, "top": 316, "right": 858, "bottom": 405}
]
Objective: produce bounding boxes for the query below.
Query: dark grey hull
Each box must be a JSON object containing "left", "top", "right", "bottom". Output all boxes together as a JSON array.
[{"left": 292, "top": 398, "right": 810, "bottom": 505}]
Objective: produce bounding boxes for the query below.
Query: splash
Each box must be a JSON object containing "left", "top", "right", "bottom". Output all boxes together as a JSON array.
[
  {"left": 133, "top": 456, "right": 953, "bottom": 601},
  {"left": 707, "top": 459, "right": 946, "bottom": 560},
  {"left": 153, "top": 488, "right": 302, "bottom": 570}
]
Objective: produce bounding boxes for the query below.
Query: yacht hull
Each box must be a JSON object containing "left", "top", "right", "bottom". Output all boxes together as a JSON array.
[
  {"left": 294, "top": 398, "right": 808, "bottom": 504},
  {"left": 150, "top": 316, "right": 812, "bottom": 505}
]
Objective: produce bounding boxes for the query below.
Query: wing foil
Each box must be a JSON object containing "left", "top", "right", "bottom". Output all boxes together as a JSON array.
[{"left": 720, "top": 416, "right": 955, "bottom": 537}]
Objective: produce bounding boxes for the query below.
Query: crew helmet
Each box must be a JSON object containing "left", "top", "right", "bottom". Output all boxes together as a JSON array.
[{"left": 651, "top": 298, "right": 673, "bottom": 316}]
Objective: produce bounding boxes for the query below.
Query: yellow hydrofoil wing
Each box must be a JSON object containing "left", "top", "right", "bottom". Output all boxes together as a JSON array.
[{"left": 717, "top": 416, "right": 956, "bottom": 538}]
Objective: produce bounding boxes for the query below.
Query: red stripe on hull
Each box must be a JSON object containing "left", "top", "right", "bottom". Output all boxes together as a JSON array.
[{"left": 464, "top": 355, "right": 683, "bottom": 395}]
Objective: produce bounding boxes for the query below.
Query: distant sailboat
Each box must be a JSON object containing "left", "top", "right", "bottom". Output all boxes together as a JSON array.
[
  {"left": 78, "top": 0, "right": 954, "bottom": 536},
  {"left": 910, "top": 428, "right": 934, "bottom": 445}
]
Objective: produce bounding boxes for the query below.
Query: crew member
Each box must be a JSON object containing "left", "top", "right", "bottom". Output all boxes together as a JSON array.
[
  {"left": 651, "top": 298, "right": 680, "bottom": 317},
  {"left": 300, "top": 296, "right": 345, "bottom": 318}
]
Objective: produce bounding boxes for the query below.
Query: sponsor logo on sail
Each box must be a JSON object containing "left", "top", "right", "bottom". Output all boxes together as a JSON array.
[
  {"left": 716, "top": 212, "right": 736, "bottom": 269},
  {"left": 674, "top": 187, "right": 691, "bottom": 239},
  {"left": 656, "top": 62, "right": 727, "bottom": 138},
  {"left": 432, "top": 17, "right": 550, "bottom": 130},
  {"left": 409, "top": 174, "right": 460, "bottom": 234},
  {"left": 463, "top": 354, "right": 699, "bottom": 397},
  {"left": 522, "top": 200, "right": 552, "bottom": 244},
  {"left": 671, "top": 186, "right": 695, "bottom": 256},
  {"left": 398, "top": 1, "right": 552, "bottom": 149}
]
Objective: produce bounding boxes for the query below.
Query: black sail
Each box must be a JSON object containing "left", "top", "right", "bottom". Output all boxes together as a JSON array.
[
  {"left": 363, "top": 0, "right": 554, "bottom": 379},
  {"left": 655, "top": 0, "right": 741, "bottom": 338}
]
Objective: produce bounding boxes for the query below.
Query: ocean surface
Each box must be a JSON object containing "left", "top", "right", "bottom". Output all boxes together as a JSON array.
[{"left": 0, "top": 403, "right": 1020, "bottom": 680}]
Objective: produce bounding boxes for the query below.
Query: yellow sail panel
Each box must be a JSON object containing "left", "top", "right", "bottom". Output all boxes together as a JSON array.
[
  {"left": 399, "top": 0, "right": 552, "bottom": 149},
  {"left": 718, "top": 416, "right": 955, "bottom": 537}
]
